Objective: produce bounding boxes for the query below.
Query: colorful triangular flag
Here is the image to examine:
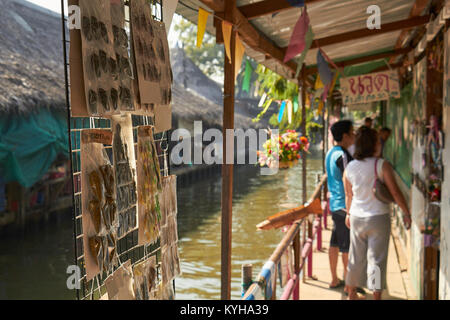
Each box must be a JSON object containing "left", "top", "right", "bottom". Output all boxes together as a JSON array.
[
  {"left": 278, "top": 101, "right": 287, "bottom": 123},
  {"left": 287, "top": 0, "right": 305, "bottom": 7},
  {"left": 163, "top": 0, "right": 179, "bottom": 34},
  {"left": 222, "top": 21, "right": 233, "bottom": 62},
  {"left": 235, "top": 34, "right": 245, "bottom": 81},
  {"left": 242, "top": 59, "right": 254, "bottom": 93},
  {"left": 317, "top": 50, "right": 333, "bottom": 86},
  {"left": 295, "top": 26, "right": 314, "bottom": 77},
  {"left": 284, "top": 8, "right": 310, "bottom": 63},
  {"left": 293, "top": 95, "right": 299, "bottom": 112},
  {"left": 196, "top": 8, "right": 210, "bottom": 48},
  {"left": 287, "top": 100, "right": 293, "bottom": 124}
]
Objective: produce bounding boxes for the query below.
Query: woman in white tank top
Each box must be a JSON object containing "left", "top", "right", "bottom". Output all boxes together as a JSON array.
[{"left": 342, "top": 126, "right": 411, "bottom": 300}]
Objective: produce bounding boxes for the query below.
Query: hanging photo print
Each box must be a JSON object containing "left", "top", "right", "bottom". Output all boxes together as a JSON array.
[
  {"left": 112, "top": 116, "right": 138, "bottom": 239},
  {"left": 105, "top": 260, "right": 136, "bottom": 300},
  {"left": 159, "top": 175, "right": 181, "bottom": 284},
  {"left": 133, "top": 256, "right": 158, "bottom": 300},
  {"left": 110, "top": 0, "right": 135, "bottom": 112},
  {"left": 79, "top": 0, "right": 120, "bottom": 116},
  {"left": 137, "top": 126, "right": 163, "bottom": 245},
  {"left": 81, "top": 129, "right": 118, "bottom": 281},
  {"left": 131, "top": 0, "right": 173, "bottom": 108}
]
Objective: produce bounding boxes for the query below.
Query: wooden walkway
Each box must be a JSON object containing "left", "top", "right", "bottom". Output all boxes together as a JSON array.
[{"left": 296, "top": 214, "right": 411, "bottom": 300}]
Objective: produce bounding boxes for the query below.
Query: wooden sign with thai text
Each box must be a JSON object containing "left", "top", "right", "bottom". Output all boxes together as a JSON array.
[{"left": 340, "top": 70, "right": 400, "bottom": 105}]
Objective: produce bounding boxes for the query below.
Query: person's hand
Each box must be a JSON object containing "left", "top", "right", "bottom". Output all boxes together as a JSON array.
[
  {"left": 345, "top": 215, "right": 350, "bottom": 229},
  {"left": 403, "top": 214, "right": 412, "bottom": 230}
]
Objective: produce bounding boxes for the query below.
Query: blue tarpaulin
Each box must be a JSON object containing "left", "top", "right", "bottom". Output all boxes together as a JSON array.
[{"left": 0, "top": 109, "right": 68, "bottom": 188}]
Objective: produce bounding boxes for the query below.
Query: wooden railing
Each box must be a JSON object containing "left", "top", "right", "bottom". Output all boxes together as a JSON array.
[{"left": 242, "top": 175, "right": 328, "bottom": 300}]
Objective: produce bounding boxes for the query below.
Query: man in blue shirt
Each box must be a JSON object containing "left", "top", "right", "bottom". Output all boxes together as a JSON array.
[{"left": 326, "top": 120, "right": 355, "bottom": 290}]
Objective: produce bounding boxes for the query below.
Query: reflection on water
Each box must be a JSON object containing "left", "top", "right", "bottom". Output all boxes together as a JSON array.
[
  {"left": 176, "top": 158, "right": 323, "bottom": 300},
  {"left": 0, "top": 213, "right": 75, "bottom": 300},
  {"left": 0, "top": 158, "right": 322, "bottom": 300}
]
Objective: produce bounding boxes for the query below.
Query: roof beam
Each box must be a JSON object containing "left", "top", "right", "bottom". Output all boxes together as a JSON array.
[
  {"left": 238, "top": 0, "right": 325, "bottom": 20},
  {"left": 199, "top": 0, "right": 299, "bottom": 76},
  {"left": 282, "top": 15, "right": 430, "bottom": 51},
  {"left": 305, "top": 47, "right": 413, "bottom": 75},
  {"left": 388, "top": 0, "right": 430, "bottom": 64}
]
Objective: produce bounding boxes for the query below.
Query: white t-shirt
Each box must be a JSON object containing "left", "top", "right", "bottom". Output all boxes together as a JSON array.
[{"left": 345, "top": 157, "right": 390, "bottom": 217}]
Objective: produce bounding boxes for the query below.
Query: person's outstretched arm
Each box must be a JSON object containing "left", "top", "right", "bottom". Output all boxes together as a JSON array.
[{"left": 382, "top": 161, "right": 411, "bottom": 230}]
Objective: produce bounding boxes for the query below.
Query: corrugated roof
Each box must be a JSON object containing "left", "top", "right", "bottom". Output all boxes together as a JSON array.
[{"left": 176, "top": 0, "right": 428, "bottom": 81}]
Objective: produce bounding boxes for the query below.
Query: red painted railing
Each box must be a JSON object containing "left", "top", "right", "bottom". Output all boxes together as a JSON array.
[{"left": 242, "top": 175, "right": 327, "bottom": 300}]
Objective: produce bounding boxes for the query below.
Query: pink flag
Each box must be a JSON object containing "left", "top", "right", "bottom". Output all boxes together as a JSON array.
[{"left": 284, "top": 8, "right": 310, "bottom": 63}]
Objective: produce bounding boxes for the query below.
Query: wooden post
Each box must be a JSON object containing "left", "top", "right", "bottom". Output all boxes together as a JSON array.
[
  {"left": 241, "top": 264, "right": 253, "bottom": 297},
  {"left": 221, "top": 0, "right": 236, "bottom": 300}
]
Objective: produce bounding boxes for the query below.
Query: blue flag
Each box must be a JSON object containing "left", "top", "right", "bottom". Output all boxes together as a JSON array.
[
  {"left": 287, "top": 0, "right": 305, "bottom": 7},
  {"left": 317, "top": 50, "right": 333, "bottom": 86},
  {"left": 278, "top": 101, "right": 287, "bottom": 123}
]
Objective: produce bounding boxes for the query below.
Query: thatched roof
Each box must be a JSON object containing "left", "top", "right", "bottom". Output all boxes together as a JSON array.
[
  {"left": 171, "top": 46, "right": 223, "bottom": 105},
  {"left": 172, "top": 82, "right": 264, "bottom": 129},
  {"left": 0, "top": 0, "right": 66, "bottom": 115}
]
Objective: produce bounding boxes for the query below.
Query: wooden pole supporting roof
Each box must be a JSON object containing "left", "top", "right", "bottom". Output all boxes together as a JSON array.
[{"left": 221, "top": 0, "right": 235, "bottom": 301}]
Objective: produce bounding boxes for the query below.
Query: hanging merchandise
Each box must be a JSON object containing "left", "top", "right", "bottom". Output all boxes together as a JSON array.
[
  {"left": 81, "top": 129, "right": 118, "bottom": 281},
  {"left": 163, "top": 0, "right": 179, "bottom": 34},
  {"left": 278, "top": 101, "right": 287, "bottom": 123},
  {"left": 159, "top": 175, "right": 181, "bottom": 285},
  {"left": 105, "top": 260, "right": 136, "bottom": 300},
  {"left": 133, "top": 256, "right": 158, "bottom": 300},
  {"left": 235, "top": 34, "right": 246, "bottom": 81},
  {"left": 222, "top": 21, "right": 233, "bottom": 63},
  {"left": 242, "top": 59, "right": 254, "bottom": 93},
  {"left": 131, "top": 0, "right": 173, "bottom": 108},
  {"left": 196, "top": 7, "right": 210, "bottom": 48},
  {"left": 137, "top": 126, "right": 163, "bottom": 245},
  {"left": 78, "top": 0, "right": 121, "bottom": 116},
  {"left": 284, "top": 7, "right": 310, "bottom": 63},
  {"left": 112, "top": 117, "right": 138, "bottom": 239},
  {"left": 111, "top": 0, "right": 135, "bottom": 112}
]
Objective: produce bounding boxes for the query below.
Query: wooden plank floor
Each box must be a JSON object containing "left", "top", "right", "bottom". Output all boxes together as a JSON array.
[{"left": 294, "top": 214, "right": 409, "bottom": 300}]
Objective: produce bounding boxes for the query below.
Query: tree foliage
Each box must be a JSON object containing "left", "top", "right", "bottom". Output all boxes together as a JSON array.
[
  {"left": 254, "top": 65, "right": 322, "bottom": 136},
  {"left": 173, "top": 18, "right": 224, "bottom": 78}
]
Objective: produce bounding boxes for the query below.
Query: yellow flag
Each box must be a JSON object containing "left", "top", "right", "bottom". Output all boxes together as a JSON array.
[
  {"left": 314, "top": 74, "right": 324, "bottom": 90},
  {"left": 222, "top": 21, "right": 233, "bottom": 62},
  {"left": 318, "top": 100, "right": 324, "bottom": 115},
  {"left": 235, "top": 34, "right": 245, "bottom": 81},
  {"left": 196, "top": 8, "right": 210, "bottom": 48},
  {"left": 329, "top": 72, "right": 339, "bottom": 95}
]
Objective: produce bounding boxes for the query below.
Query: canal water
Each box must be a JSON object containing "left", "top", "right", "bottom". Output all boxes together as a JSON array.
[{"left": 0, "top": 158, "right": 323, "bottom": 300}]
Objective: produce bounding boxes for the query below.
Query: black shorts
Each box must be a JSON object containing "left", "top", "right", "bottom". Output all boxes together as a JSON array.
[{"left": 330, "top": 210, "right": 350, "bottom": 253}]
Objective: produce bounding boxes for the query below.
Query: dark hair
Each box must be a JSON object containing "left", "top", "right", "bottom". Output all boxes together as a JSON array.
[
  {"left": 330, "top": 120, "right": 353, "bottom": 142},
  {"left": 380, "top": 127, "right": 392, "bottom": 134},
  {"left": 354, "top": 126, "right": 378, "bottom": 160},
  {"left": 364, "top": 117, "right": 373, "bottom": 123}
]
